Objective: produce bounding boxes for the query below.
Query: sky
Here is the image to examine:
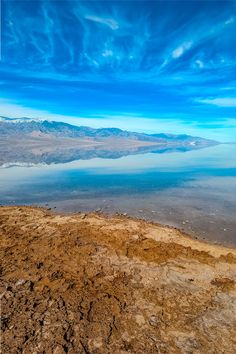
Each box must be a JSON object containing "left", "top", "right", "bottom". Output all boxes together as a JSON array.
[{"left": 1, "top": 0, "right": 236, "bottom": 141}]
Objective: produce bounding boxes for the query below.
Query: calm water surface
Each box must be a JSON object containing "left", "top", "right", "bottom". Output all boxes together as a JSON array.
[{"left": 1, "top": 144, "right": 236, "bottom": 245}]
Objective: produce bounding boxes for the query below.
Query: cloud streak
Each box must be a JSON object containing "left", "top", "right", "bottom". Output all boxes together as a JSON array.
[
  {"left": 1, "top": 0, "right": 236, "bottom": 138},
  {"left": 84, "top": 15, "right": 119, "bottom": 30},
  {"left": 172, "top": 42, "right": 193, "bottom": 59},
  {"left": 198, "top": 98, "right": 236, "bottom": 107},
  {"left": 3, "top": 1, "right": 235, "bottom": 75}
]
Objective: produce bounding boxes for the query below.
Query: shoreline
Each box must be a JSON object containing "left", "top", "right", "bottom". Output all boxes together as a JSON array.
[
  {"left": 58, "top": 208, "right": 236, "bottom": 252},
  {"left": 2, "top": 203, "right": 236, "bottom": 249},
  {"left": 39, "top": 201, "right": 236, "bottom": 248}
]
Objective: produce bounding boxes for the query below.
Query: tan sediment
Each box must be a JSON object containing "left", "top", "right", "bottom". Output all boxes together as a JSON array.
[{"left": 1, "top": 206, "right": 236, "bottom": 353}]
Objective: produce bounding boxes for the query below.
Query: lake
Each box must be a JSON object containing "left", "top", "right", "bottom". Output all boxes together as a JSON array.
[{"left": 0, "top": 143, "right": 236, "bottom": 246}]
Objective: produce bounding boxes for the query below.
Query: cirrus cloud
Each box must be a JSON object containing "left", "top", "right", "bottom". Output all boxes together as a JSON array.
[{"left": 197, "top": 98, "right": 236, "bottom": 107}]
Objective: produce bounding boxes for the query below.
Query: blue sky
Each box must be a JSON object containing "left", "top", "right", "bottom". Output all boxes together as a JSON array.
[{"left": 1, "top": 0, "right": 236, "bottom": 140}]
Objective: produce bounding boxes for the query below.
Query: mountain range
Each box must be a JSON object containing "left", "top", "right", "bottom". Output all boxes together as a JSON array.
[{"left": 0, "top": 117, "right": 218, "bottom": 166}]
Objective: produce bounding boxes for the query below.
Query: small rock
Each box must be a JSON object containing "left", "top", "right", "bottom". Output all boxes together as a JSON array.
[
  {"left": 53, "top": 345, "right": 66, "bottom": 354},
  {"left": 132, "top": 234, "right": 140, "bottom": 241},
  {"left": 149, "top": 315, "right": 158, "bottom": 327},
  {"left": 25, "top": 280, "right": 34, "bottom": 291},
  {"left": 135, "top": 314, "right": 145, "bottom": 325},
  {"left": 50, "top": 271, "right": 63, "bottom": 280},
  {"left": 80, "top": 213, "right": 86, "bottom": 219},
  {"left": 74, "top": 237, "right": 82, "bottom": 246},
  {"left": 15, "top": 279, "right": 26, "bottom": 286},
  {"left": 36, "top": 262, "right": 44, "bottom": 269},
  {"left": 4, "top": 291, "right": 12, "bottom": 300}
]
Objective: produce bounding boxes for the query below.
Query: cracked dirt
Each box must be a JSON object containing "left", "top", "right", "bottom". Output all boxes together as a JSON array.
[{"left": 1, "top": 206, "right": 236, "bottom": 353}]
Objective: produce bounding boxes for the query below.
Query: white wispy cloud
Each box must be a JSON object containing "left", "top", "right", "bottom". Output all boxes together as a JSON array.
[
  {"left": 225, "top": 17, "right": 235, "bottom": 26},
  {"left": 197, "top": 97, "right": 236, "bottom": 107},
  {"left": 172, "top": 41, "right": 192, "bottom": 59},
  {"left": 195, "top": 59, "right": 204, "bottom": 69},
  {"left": 4, "top": 0, "right": 236, "bottom": 80},
  {"left": 102, "top": 49, "right": 113, "bottom": 57},
  {"left": 84, "top": 15, "right": 119, "bottom": 30},
  {"left": 2, "top": 0, "right": 236, "bottom": 126}
]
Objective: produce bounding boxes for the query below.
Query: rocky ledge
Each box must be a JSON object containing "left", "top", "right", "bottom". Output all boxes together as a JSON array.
[{"left": 0, "top": 206, "right": 236, "bottom": 353}]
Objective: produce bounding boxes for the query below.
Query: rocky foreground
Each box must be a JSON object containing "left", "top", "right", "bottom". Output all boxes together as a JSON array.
[{"left": 1, "top": 206, "right": 236, "bottom": 353}]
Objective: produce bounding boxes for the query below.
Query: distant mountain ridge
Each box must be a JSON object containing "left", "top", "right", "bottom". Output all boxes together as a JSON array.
[
  {"left": 0, "top": 116, "right": 219, "bottom": 166},
  {"left": 0, "top": 116, "right": 218, "bottom": 146}
]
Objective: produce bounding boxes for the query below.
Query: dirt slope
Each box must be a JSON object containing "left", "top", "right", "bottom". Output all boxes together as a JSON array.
[{"left": 1, "top": 206, "right": 236, "bottom": 353}]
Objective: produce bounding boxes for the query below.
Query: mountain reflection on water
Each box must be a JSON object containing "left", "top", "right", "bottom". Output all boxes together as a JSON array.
[{"left": 0, "top": 143, "right": 214, "bottom": 167}]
